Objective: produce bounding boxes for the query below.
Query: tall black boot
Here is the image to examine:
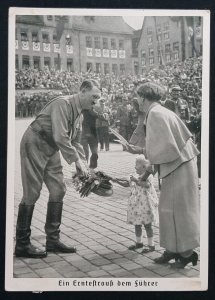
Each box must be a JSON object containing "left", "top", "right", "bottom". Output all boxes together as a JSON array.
[
  {"left": 15, "top": 204, "right": 47, "bottom": 258},
  {"left": 45, "top": 202, "right": 76, "bottom": 253}
]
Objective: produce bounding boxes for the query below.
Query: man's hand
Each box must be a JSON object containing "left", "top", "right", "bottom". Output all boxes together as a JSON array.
[
  {"left": 75, "top": 159, "right": 89, "bottom": 177},
  {"left": 125, "top": 144, "right": 145, "bottom": 155}
]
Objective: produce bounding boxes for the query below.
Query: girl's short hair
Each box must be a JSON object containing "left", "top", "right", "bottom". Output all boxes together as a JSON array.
[
  {"left": 137, "top": 82, "right": 166, "bottom": 101},
  {"left": 136, "top": 154, "right": 149, "bottom": 166}
]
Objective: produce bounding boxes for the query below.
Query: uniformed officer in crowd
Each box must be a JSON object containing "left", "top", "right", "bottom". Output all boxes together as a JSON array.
[
  {"left": 166, "top": 85, "right": 190, "bottom": 122},
  {"left": 15, "top": 79, "right": 101, "bottom": 258}
]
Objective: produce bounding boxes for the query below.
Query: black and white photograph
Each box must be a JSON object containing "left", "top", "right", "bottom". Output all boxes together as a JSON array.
[{"left": 5, "top": 8, "right": 210, "bottom": 291}]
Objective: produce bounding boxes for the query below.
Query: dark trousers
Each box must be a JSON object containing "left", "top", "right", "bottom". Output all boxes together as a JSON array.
[
  {"left": 97, "top": 127, "right": 109, "bottom": 150},
  {"left": 81, "top": 133, "right": 98, "bottom": 169},
  {"left": 20, "top": 127, "right": 66, "bottom": 205}
]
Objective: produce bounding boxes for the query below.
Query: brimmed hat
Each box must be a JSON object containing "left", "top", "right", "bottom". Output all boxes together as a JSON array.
[{"left": 171, "top": 85, "right": 182, "bottom": 92}]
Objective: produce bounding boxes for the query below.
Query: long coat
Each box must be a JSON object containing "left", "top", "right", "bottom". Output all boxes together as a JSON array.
[{"left": 145, "top": 103, "right": 200, "bottom": 253}]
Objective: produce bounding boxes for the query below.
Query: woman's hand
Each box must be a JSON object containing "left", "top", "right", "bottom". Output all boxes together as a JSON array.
[{"left": 125, "top": 144, "right": 145, "bottom": 155}]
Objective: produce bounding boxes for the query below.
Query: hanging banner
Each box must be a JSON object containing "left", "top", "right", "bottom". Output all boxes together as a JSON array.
[
  {"left": 33, "top": 42, "right": 40, "bottom": 51},
  {"left": 119, "top": 50, "right": 125, "bottom": 59},
  {"left": 21, "top": 41, "right": 29, "bottom": 50},
  {"left": 43, "top": 43, "right": 51, "bottom": 52},
  {"left": 66, "top": 45, "right": 73, "bottom": 54},
  {"left": 111, "top": 50, "right": 117, "bottom": 58},
  {"left": 15, "top": 40, "right": 18, "bottom": 49},
  {"left": 195, "top": 26, "right": 202, "bottom": 39},
  {"left": 95, "top": 49, "right": 101, "bottom": 57},
  {"left": 86, "top": 48, "right": 93, "bottom": 56},
  {"left": 54, "top": 43, "right": 60, "bottom": 53},
  {"left": 103, "top": 49, "right": 109, "bottom": 58}
]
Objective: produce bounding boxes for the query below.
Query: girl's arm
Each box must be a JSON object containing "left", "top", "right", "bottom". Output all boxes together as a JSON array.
[{"left": 111, "top": 177, "right": 130, "bottom": 187}]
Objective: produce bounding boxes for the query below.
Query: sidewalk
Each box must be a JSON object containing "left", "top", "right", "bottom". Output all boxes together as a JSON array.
[{"left": 13, "top": 119, "right": 200, "bottom": 278}]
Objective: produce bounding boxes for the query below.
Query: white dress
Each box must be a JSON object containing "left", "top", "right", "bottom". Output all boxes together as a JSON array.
[{"left": 127, "top": 174, "right": 158, "bottom": 226}]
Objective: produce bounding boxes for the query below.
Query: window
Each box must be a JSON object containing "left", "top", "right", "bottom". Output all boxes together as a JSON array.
[
  {"left": 164, "top": 32, "right": 170, "bottom": 40},
  {"left": 94, "top": 37, "right": 100, "bottom": 48},
  {"left": 96, "top": 63, "right": 101, "bottom": 73},
  {"left": 174, "top": 52, "right": 179, "bottom": 61},
  {"left": 166, "top": 54, "right": 171, "bottom": 62},
  {"left": 119, "top": 40, "right": 124, "bottom": 50},
  {"left": 112, "top": 64, "right": 118, "bottom": 75},
  {"left": 156, "top": 24, "right": 161, "bottom": 33},
  {"left": 32, "top": 32, "right": 39, "bottom": 42},
  {"left": 149, "top": 48, "right": 154, "bottom": 56},
  {"left": 120, "top": 64, "right": 125, "bottom": 74},
  {"left": 22, "top": 55, "right": 29, "bottom": 69},
  {"left": 165, "top": 44, "right": 171, "bottom": 52},
  {"left": 54, "top": 57, "right": 60, "bottom": 70},
  {"left": 104, "top": 63, "right": 110, "bottom": 74},
  {"left": 141, "top": 50, "right": 146, "bottom": 58},
  {"left": 149, "top": 57, "right": 154, "bottom": 65},
  {"left": 157, "top": 34, "right": 162, "bottom": 42},
  {"left": 47, "top": 16, "right": 53, "bottom": 21},
  {"left": 53, "top": 35, "right": 57, "bottom": 43},
  {"left": 21, "top": 31, "right": 28, "bottom": 41},
  {"left": 158, "top": 55, "right": 162, "bottom": 64},
  {"left": 86, "top": 62, "right": 93, "bottom": 72},
  {"left": 157, "top": 47, "right": 162, "bottom": 55},
  {"left": 67, "top": 59, "right": 73, "bottom": 72},
  {"left": 42, "top": 33, "right": 49, "bottom": 43},
  {"left": 147, "top": 27, "right": 153, "bottom": 35},
  {"left": 173, "top": 42, "right": 179, "bottom": 51},
  {"left": 15, "top": 55, "right": 19, "bottom": 69},
  {"left": 141, "top": 58, "right": 146, "bottom": 66},
  {"left": 164, "top": 22, "right": 169, "bottom": 31},
  {"left": 86, "top": 36, "right": 92, "bottom": 48},
  {"left": 44, "top": 57, "right": 51, "bottom": 68},
  {"left": 111, "top": 39, "right": 116, "bottom": 50},
  {"left": 148, "top": 36, "right": 153, "bottom": 44},
  {"left": 103, "top": 38, "right": 108, "bottom": 49},
  {"left": 33, "top": 56, "right": 40, "bottom": 69}
]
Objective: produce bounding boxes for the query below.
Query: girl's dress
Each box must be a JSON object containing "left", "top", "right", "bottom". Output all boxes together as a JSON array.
[{"left": 127, "top": 174, "right": 158, "bottom": 225}]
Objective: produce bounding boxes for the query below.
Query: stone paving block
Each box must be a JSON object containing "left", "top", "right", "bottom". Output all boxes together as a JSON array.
[
  {"left": 132, "top": 268, "right": 161, "bottom": 278},
  {"left": 118, "top": 262, "right": 141, "bottom": 271},
  {"left": 178, "top": 268, "right": 200, "bottom": 278},
  {"left": 14, "top": 267, "right": 34, "bottom": 275},
  {"left": 34, "top": 267, "right": 62, "bottom": 278},
  {"left": 87, "top": 269, "right": 110, "bottom": 278},
  {"left": 101, "top": 264, "right": 120, "bottom": 271},
  {"left": 109, "top": 269, "right": 133, "bottom": 278},
  {"left": 15, "top": 272, "right": 40, "bottom": 278},
  {"left": 64, "top": 271, "right": 87, "bottom": 278},
  {"left": 42, "top": 255, "right": 64, "bottom": 263},
  {"left": 103, "top": 253, "right": 123, "bottom": 260},
  {"left": 145, "top": 264, "right": 177, "bottom": 277},
  {"left": 90, "top": 258, "right": 111, "bottom": 266},
  {"left": 112, "top": 257, "right": 130, "bottom": 265},
  {"left": 78, "top": 264, "right": 100, "bottom": 273}
]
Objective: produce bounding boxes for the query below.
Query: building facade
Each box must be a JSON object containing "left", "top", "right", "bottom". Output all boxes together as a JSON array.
[
  {"left": 137, "top": 16, "right": 203, "bottom": 73},
  {"left": 15, "top": 15, "right": 134, "bottom": 75}
]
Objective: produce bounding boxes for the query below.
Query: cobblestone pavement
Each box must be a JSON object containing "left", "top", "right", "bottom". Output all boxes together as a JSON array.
[{"left": 13, "top": 119, "right": 200, "bottom": 279}]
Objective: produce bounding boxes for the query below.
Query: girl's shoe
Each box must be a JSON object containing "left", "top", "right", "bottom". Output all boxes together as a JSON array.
[
  {"left": 154, "top": 251, "right": 179, "bottom": 264},
  {"left": 141, "top": 245, "right": 155, "bottom": 253},
  {"left": 128, "top": 242, "right": 143, "bottom": 250},
  {"left": 174, "top": 251, "right": 198, "bottom": 268}
]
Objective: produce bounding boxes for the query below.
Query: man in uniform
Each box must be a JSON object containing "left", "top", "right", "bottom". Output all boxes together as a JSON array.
[
  {"left": 15, "top": 79, "right": 101, "bottom": 258},
  {"left": 165, "top": 85, "right": 190, "bottom": 122}
]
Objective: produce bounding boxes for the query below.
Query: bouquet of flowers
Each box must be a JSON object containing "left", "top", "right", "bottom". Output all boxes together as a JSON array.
[{"left": 72, "top": 171, "right": 113, "bottom": 198}]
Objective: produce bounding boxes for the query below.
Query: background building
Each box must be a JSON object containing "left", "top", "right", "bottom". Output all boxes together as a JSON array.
[
  {"left": 15, "top": 15, "right": 134, "bottom": 75},
  {"left": 137, "top": 16, "right": 203, "bottom": 73}
]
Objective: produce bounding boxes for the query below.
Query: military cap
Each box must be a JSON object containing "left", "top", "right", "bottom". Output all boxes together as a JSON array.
[{"left": 171, "top": 85, "right": 182, "bottom": 91}]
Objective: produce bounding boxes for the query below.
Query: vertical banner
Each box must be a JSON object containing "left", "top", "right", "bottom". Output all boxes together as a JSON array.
[
  {"left": 119, "top": 50, "right": 125, "bottom": 58},
  {"left": 21, "top": 41, "right": 29, "bottom": 50},
  {"left": 95, "top": 49, "right": 101, "bottom": 57},
  {"left": 54, "top": 43, "right": 61, "bottom": 53},
  {"left": 43, "top": 43, "right": 51, "bottom": 52},
  {"left": 66, "top": 45, "right": 73, "bottom": 54},
  {"left": 32, "top": 42, "right": 40, "bottom": 51},
  {"left": 103, "top": 49, "right": 109, "bottom": 57},
  {"left": 86, "top": 48, "right": 93, "bottom": 56},
  {"left": 111, "top": 50, "right": 117, "bottom": 58}
]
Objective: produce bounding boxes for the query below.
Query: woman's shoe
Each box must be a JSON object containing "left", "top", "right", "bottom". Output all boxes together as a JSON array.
[
  {"left": 175, "top": 251, "right": 198, "bottom": 268},
  {"left": 154, "top": 251, "right": 179, "bottom": 264},
  {"left": 128, "top": 242, "right": 143, "bottom": 250},
  {"left": 141, "top": 245, "right": 155, "bottom": 253}
]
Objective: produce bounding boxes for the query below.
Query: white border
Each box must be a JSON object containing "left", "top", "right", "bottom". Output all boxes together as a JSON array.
[{"left": 5, "top": 8, "right": 210, "bottom": 291}]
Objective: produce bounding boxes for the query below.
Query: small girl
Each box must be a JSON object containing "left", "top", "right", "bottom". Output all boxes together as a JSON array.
[{"left": 112, "top": 155, "right": 159, "bottom": 253}]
